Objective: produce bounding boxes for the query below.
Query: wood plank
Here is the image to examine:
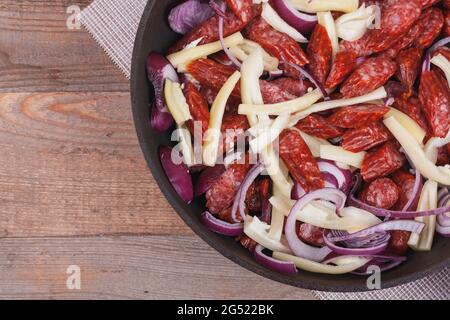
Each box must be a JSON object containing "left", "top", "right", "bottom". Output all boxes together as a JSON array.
[
  {"left": 0, "top": 0, "right": 129, "bottom": 92},
  {"left": 0, "top": 92, "right": 192, "bottom": 237},
  {"left": 0, "top": 235, "right": 316, "bottom": 300}
]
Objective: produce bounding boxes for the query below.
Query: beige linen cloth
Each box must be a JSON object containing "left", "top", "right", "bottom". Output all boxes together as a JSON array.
[{"left": 80, "top": 0, "right": 449, "bottom": 300}]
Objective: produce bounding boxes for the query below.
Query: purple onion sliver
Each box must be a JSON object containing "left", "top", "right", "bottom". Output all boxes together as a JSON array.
[
  {"left": 438, "top": 187, "right": 449, "bottom": 202},
  {"left": 323, "top": 172, "right": 339, "bottom": 188},
  {"left": 346, "top": 233, "right": 391, "bottom": 249},
  {"left": 150, "top": 101, "right": 174, "bottom": 133},
  {"left": 217, "top": 5, "right": 241, "bottom": 68},
  {"left": 200, "top": 211, "right": 244, "bottom": 236},
  {"left": 329, "top": 229, "right": 347, "bottom": 239},
  {"left": 146, "top": 53, "right": 179, "bottom": 132},
  {"left": 426, "top": 36, "right": 450, "bottom": 60},
  {"left": 351, "top": 255, "right": 407, "bottom": 275},
  {"left": 401, "top": 169, "right": 423, "bottom": 212},
  {"left": 438, "top": 188, "right": 450, "bottom": 207},
  {"left": 437, "top": 212, "right": 450, "bottom": 227},
  {"left": 348, "top": 194, "right": 450, "bottom": 219},
  {"left": 384, "top": 97, "right": 395, "bottom": 107},
  {"left": 317, "top": 160, "right": 352, "bottom": 194},
  {"left": 285, "top": 188, "right": 346, "bottom": 261},
  {"left": 209, "top": 0, "right": 226, "bottom": 17},
  {"left": 423, "top": 36, "right": 450, "bottom": 72},
  {"left": 436, "top": 222, "right": 450, "bottom": 237},
  {"left": 332, "top": 230, "right": 391, "bottom": 249},
  {"left": 350, "top": 173, "right": 363, "bottom": 195},
  {"left": 291, "top": 182, "right": 306, "bottom": 200},
  {"left": 271, "top": 0, "right": 318, "bottom": 35},
  {"left": 324, "top": 232, "right": 389, "bottom": 256},
  {"left": 230, "top": 163, "right": 264, "bottom": 223},
  {"left": 254, "top": 245, "right": 298, "bottom": 275},
  {"left": 195, "top": 164, "right": 226, "bottom": 197},
  {"left": 373, "top": 258, "right": 405, "bottom": 273},
  {"left": 322, "top": 253, "right": 406, "bottom": 275},
  {"left": 236, "top": 163, "right": 265, "bottom": 221},
  {"left": 327, "top": 220, "right": 425, "bottom": 243},
  {"left": 159, "top": 146, "right": 194, "bottom": 204},
  {"left": 438, "top": 193, "right": 450, "bottom": 209},
  {"left": 282, "top": 62, "right": 329, "bottom": 100},
  {"left": 422, "top": 55, "right": 431, "bottom": 73},
  {"left": 169, "top": 0, "right": 214, "bottom": 34}
]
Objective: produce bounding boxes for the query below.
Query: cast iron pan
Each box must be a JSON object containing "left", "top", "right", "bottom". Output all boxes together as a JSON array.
[{"left": 130, "top": 0, "right": 449, "bottom": 292}]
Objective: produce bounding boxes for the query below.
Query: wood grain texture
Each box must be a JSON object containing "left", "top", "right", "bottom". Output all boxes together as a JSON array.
[
  {"left": 0, "top": 235, "right": 316, "bottom": 300},
  {"left": 0, "top": 0, "right": 129, "bottom": 92},
  {"left": 0, "top": 1, "right": 316, "bottom": 299},
  {"left": 0, "top": 92, "right": 192, "bottom": 237}
]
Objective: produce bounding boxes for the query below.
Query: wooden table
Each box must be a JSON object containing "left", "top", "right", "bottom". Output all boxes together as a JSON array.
[{"left": 0, "top": 0, "right": 315, "bottom": 299}]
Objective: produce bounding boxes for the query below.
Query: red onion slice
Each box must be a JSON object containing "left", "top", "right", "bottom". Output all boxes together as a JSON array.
[
  {"left": 147, "top": 53, "right": 179, "bottom": 133},
  {"left": 238, "top": 163, "right": 266, "bottom": 221},
  {"left": 401, "top": 169, "right": 423, "bottom": 212},
  {"left": 428, "top": 37, "right": 450, "bottom": 53},
  {"left": 209, "top": 0, "right": 226, "bottom": 17},
  {"left": 200, "top": 211, "right": 244, "bottom": 236},
  {"left": 436, "top": 223, "right": 450, "bottom": 237},
  {"left": 384, "top": 97, "right": 395, "bottom": 107},
  {"left": 350, "top": 173, "right": 363, "bottom": 194},
  {"left": 217, "top": 4, "right": 241, "bottom": 68},
  {"left": 422, "top": 55, "right": 432, "bottom": 73},
  {"left": 282, "top": 62, "right": 329, "bottom": 99},
  {"left": 317, "top": 160, "right": 353, "bottom": 194},
  {"left": 439, "top": 194, "right": 450, "bottom": 210},
  {"left": 438, "top": 188, "right": 450, "bottom": 206},
  {"left": 438, "top": 212, "right": 450, "bottom": 227},
  {"left": 285, "top": 188, "right": 346, "bottom": 261},
  {"left": 195, "top": 164, "right": 226, "bottom": 197},
  {"left": 271, "top": 0, "right": 318, "bottom": 35},
  {"left": 437, "top": 191, "right": 450, "bottom": 236},
  {"left": 231, "top": 163, "right": 265, "bottom": 222},
  {"left": 349, "top": 234, "right": 391, "bottom": 249},
  {"left": 159, "top": 146, "right": 194, "bottom": 204},
  {"left": 423, "top": 36, "right": 450, "bottom": 72},
  {"left": 329, "top": 230, "right": 391, "bottom": 249},
  {"left": 350, "top": 254, "right": 407, "bottom": 275},
  {"left": 324, "top": 232, "right": 389, "bottom": 256},
  {"left": 327, "top": 220, "right": 425, "bottom": 243},
  {"left": 291, "top": 182, "right": 306, "bottom": 200},
  {"left": 323, "top": 172, "right": 339, "bottom": 188},
  {"left": 169, "top": 0, "right": 214, "bottom": 34},
  {"left": 348, "top": 194, "right": 450, "bottom": 219},
  {"left": 254, "top": 245, "right": 298, "bottom": 275}
]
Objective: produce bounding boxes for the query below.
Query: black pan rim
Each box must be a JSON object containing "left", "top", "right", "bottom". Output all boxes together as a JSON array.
[{"left": 130, "top": 0, "right": 450, "bottom": 293}]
